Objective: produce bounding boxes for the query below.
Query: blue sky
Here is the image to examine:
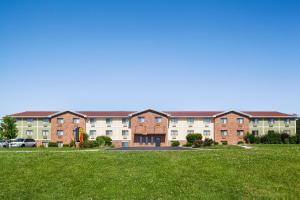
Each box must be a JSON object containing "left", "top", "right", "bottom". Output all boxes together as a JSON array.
[{"left": 0, "top": 0, "right": 299, "bottom": 115}]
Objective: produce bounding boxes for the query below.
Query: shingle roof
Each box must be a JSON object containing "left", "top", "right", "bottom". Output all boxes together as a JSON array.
[
  {"left": 10, "top": 111, "right": 57, "bottom": 117},
  {"left": 78, "top": 111, "right": 135, "bottom": 117},
  {"left": 165, "top": 111, "right": 221, "bottom": 117},
  {"left": 243, "top": 111, "right": 295, "bottom": 117}
]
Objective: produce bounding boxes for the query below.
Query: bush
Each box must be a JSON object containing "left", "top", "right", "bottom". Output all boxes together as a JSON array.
[
  {"left": 96, "top": 136, "right": 112, "bottom": 146},
  {"left": 88, "top": 140, "right": 99, "bottom": 148},
  {"left": 221, "top": 141, "right": 228, "bottom": 145},
  {"left": 203, "top": 138, "right": 214, "bottom": 147},
  {"left": 79, "top": 141, "right": 90, "bottom": 148},
  {"left": 281, "top": 133, "right": 290, "bottom": 144},
  {"left": 289, "top": 136, "right": 297, "bottom": 144},
  {"left": 237, "top": 141, "right": 244, "bottom": 144},
  {"left": 48, "top": 142, "right": 58, "bottom": 147},
  {"left": 171, "top": 141, "right": 180, "bottom": 147},
  {"left": 83, "top": 133, "right": 89, "bottom": 142},
  {"left": 214, "top": 141, "right": 219, "bottom": 145},
  {"left": 63, "top": 144, "right": 69, "bottom": 147},
  {"left": 244, "top": 133, "right": 255, "bottom": 144},
  {"left": 266, "top": 131, "right": 282, "bottom": 144},
  {"left": 184, "top": 142, "right": 193, "bottom": 147},
  {"left": 69, "top": 140, "right": 76, "bottom": 148},
  {"left": 186, "top": 133, "right": 202, "bottom": 144},
  {"left": 192, "top": 140, "right": 203, "bottom": 148}
]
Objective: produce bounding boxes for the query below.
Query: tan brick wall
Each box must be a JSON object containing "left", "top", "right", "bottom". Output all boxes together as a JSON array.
[
  {"left": 214, "top": 112, "right": 250, "bottom": 144},
  {"left": 51, "top": 112, "right": 86, "bottom": 144},
  {"left": 130, "top": 110, "right": 169, "bottom": 146}
]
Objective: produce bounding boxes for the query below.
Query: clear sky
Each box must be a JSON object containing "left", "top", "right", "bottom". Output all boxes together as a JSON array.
[{"left": 0, "top": 0, "right": 299, "bottom": 116}]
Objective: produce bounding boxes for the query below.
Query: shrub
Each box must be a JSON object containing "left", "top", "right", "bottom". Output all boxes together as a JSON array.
[
  {"left": 289, "top": 136, "right": 297, "bottom": 144},
  {"left": 281, "top": 133, "right": 290, "bottom": 144},
  {"left": 203, "top": 138, "right": 214, "bottom": 147},
  {"left": 266, "top": 131, "right": 282, "bottom": 144},
  {"left": 214, "top": 141, "right": 219, "bottom": 145},
  {"left": 95, "top": 136, "right": 112, "bottom": 146},
  {"left": 186, "top": 133, "right": 202, "bottom": 144},
  {"left": 192, "top": 140, "right": 203, "bottom": 148},
  {"left": 63, "top": 144, "right": 69, "bottom": 147},
  {"left": 83, "top": 133, "right": 89, "bottom": 142},
  {"left": 69, "top": 140, "right": 76, "bottom": 148},
  {"left": 221, "top": 141, "right": 228, "bottom": 145},
  {"left": 171, "top": 141, "right": 180, "bottom": 147},
  {"left": 88, "top": 140, "right": 99, "bottom": 148},
  {"left": 244, "top": 133, "right": 256, "bottom": 144},
  {"left": 237, "top": 141, "right": 244, "bottom": 144},
  {"left": 79, "top": 141, "right": 90, "bottom": 148},
  {"left": 184, "top": 142, "right": 193, "bottom": 147},
  {"left": 48, "top": 142, "right": 58, "bottom": 147}
]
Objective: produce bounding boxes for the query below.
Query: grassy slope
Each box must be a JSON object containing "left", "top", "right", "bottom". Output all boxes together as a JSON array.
[{"left": 0, "top": 145, "right": 299, "bottom": 200}]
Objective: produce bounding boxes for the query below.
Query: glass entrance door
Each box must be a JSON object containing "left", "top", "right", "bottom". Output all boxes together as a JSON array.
[{"left": 155, "top": 136, "right": 161, "bottom": 147}]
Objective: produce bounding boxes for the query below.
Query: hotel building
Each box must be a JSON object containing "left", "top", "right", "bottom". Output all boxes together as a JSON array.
[{"left": 8, "top": 109, "right": 297, "bottom": 147}]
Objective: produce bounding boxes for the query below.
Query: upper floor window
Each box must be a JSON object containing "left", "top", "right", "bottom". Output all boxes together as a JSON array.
[
  {"left": 284, "top": 119, "right": 290, "bottom": 125},
  {"left": 269, "top": 119, "right": 275, "bottom": 125},
  {"left": 171, "top": 118, "right": 178, "bottom": 124},
  {"left": 138, "top": 117, "right": 145, "bottom": 123},
  {"left": 236, "top": 118, "right": 244, "bottom": 124},
  {"left": 57, "top": 118, "right": 64, "bottom": 124},
  {"left": 90, "top": 118, "right": 96, "bottom": 124},
  {"left": 203, "top": 118, "right": 211, "bottom": 124},
  {"left": 43, "top": 118, "right": 49, "bottom": 123},
  {"left": 122, "top": 130, "right": 129, "bottom": 136},
  {"left": 155, "top": 117, "right": 162, "bottom": 123},
  {"left": 221, "top": 118, "right": 228, "bottom": 124},
  {"left": 106, "top": 118, "right": 112, "bottom": 125},
  {"left": 42, "top": 130, "right": 48, "bottom": 136},
  {"left": 106, "top": 130, "right": 112, "bottom": 136},
  {"left": 252, "top": 118, "right": 259, "bottom": 124},
  {"left": 203, "top": 130, "right": 211, "bottom": 136},
  {"left": 122, "top": 118, "right": 129, "bottom": 124},
  {"left": 57, "top": 130, "right": 64, "bottom": 136},
  {"left": 27, "top": 118, "right": 33, "bottom": 123},
  {"left": 73, "top": 118, "right": 80, "bottom": 124},
  {"left": 187, "top": 118, "right": 194, "bottom": 124}
]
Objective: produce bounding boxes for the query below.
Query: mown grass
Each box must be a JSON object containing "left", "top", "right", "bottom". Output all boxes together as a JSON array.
[{"left": 0, "top": 145, "right": 299, "bottom": 200}]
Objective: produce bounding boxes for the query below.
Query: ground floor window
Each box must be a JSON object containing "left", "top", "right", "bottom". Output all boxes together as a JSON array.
[
  {"left": 252, "top": 130, "right": 259, "bottom": 136},
  {"left": 89, "top": 130, "right": 96, "bottom": 139},
  {"left": 171, "top": 130, "right": 178, "bottom": 139},
  {"left": 134, "top": 134, "right": 165, "bottom": 145},
  {"left": 203, "top": 130, "right": 210, "bottom": 137},
  {"left": 26, "top": 130, "right": 33, "bottom": 136},
  {"left": 237, "top": 130, "right": 244, "bottom": 137},
  {"left": 221, "top": 130, "right": 228, "bottom": 138}
]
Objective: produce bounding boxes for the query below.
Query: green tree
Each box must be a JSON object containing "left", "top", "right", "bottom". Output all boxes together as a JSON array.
[
  {"left": 296, "top": 119, "right": 300, "bottom": 143},
  {"left": 0, "top": 116, "right": 18, "bottom": 139}
]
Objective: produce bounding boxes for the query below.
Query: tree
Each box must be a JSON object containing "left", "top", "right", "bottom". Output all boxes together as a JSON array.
[
  {"left": 0, "top": 116, "right": 18, "bottom": 139},
  {"left": 297, "top": 119, "right": 300, "bottom": 143}
]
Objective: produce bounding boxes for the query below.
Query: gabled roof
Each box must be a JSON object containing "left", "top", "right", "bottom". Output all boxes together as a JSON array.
[
  {"left": 79, "top": 111, "right": 134, "bottom": 117},
  {"left": 49, "top": 111, "right": 87, "bottom": 118},
  {"left": 165, "top": 111, "right": 221, "bottom": 117},
  {"left": 129, "top": 109, "right": 170, "bottom": 117},
  {"left": 10, "top": 111, "right": 57, "bottom": 117},
  {"left": 243, "top": 111, "right": 296, "bottom": 118},
  {"left": 213, "top": 110, "right": 252, "bottom": 118}
]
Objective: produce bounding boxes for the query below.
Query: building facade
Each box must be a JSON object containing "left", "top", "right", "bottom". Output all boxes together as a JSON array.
[{"left": 8, "top": 109, "right": 297, "bottom": 146}]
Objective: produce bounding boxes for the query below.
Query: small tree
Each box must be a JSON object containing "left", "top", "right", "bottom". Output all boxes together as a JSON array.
[
  {"left": 0, "top": 116, "right": 18, "bottom": 139},
  {"left": 186, "top": 133, "right": 202, "bottom": 144}
]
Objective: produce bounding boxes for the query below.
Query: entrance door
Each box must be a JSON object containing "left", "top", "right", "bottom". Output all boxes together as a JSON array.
[{"left": 155, "top": 136, "right": 161, "bottom": 147}]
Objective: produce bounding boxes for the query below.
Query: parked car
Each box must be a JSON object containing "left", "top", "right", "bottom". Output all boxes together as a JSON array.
[
  {"left": 0, "top": 140, "right": 8, "bottom": 148},
  {"left": 9, "top": 138, "right": 36, "bottom": 148}
]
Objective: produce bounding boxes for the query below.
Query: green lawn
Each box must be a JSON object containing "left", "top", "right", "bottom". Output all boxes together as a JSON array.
[{"left": 0, "top": 145, "right": 300, "bottom": 200}]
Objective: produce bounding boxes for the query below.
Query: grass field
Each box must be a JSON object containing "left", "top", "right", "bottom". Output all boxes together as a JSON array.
[{"left": 0, "top": 145, "right": 300, "bottom": 200}]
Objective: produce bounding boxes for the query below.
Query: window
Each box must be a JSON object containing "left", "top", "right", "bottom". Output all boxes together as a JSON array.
[
  {"left": 237, "top": 118, "right": 244, "bottom": 124},
  {"left": 283, "top": 130, "right": 291, "bottom": 135},
  {"left": 269, "top": 119, "right": 275, "bottom": 125},
  {"left": 89, "top": 130, "right": 96, "bottom": 139},
  {"left": 171, "top": 118, "right": 178, "bottom": 124},
  {"left": 203, "top": 130, "right": 210, "bottom": 136},
  {"left": 252, "top": 118, "right": 259, "bottom": 124},
  {"left": 90, "top": 118, "right": 96, "bottom": 123},
  {"left": 155, "top": 117, "right": 162, "bottom": 123},
  {"left": 171, "top": 130, "right": 178, "bottom": 139},
  {"left": 138, "top": 117, "right": 145, "bottom": 123},
  {"left": 187, "top": 118, "right": 194, "bottom": 124},
  {"left": 237, "top": 130, "right": 244, "bottom": 136},
  {"left": 252, "top": 130, "right": 259, "bottom": 136},
  {"left": 42, "top": 130, "right": 48, "bottom": 136},
  {"left": 106, "top": 130, "right": 112, "bottom": 136},
  {"left": 139, "top": 135, "right": 143, "bottom": 144},
  {"left": 203, "top": 118, "right": 211, "bottom": 124},
  {"left": 221, "top": 118, "right": 228, "bottom": 124},
  {"left": 27, "top": 118, "right": 33, "bottom": 123},
  {"left": 57, "top": 130, "right": 64, "bottom": 136},
  {"left": 187, "top": 130, "right": 194, "bottom": 134},
  {"left": 26, "top": 130, "right": 33, "bottom": 136},
  {"left": 106, "top": 118, "right": 112, "bottom": 125},
  {"left": 73, "top": 118, "right": 80, "bottom": 124},
  {"left": 284, "top": 119, "right": 290, "bottom": 125},
  {"left": 43, "top": 118, "right": 49, "bottom": 123},
  {"left": 122, "top": 118, "right": 128, "bottom": 124},
  {"left": 221, "top": 130, "right": 228, "bottom": 137},
  {"left": 145, "top": 136, "right": 148, "bottom": 144},
  {"left": 151, "top": 136, "right": 154, "bottom": 144},
  {"left": 122, "top": 130, "right": 128, "bottom": 136},
  {"left": 57, "top": 118, "right": 64, "bottom": 124}
]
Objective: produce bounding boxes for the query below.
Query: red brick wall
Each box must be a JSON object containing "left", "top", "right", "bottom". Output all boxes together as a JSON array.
[
  {"left": 50, "top": 112, "right": 86, "bottom": 144},
  {"left": 130, "top": 110, "right": 169, "bottom": 146},
  {"left": 214, "top": 112, "right": 250, "bottom": 144}
]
